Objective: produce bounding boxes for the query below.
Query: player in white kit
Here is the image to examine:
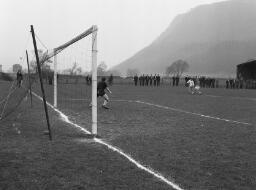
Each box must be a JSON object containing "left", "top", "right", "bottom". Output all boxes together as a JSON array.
[
  {"left": 187, "top": 79, "right": 195, "bottom": 94},
  {"left": 187, "top": 79, "right": 202, "bottom": 95}
]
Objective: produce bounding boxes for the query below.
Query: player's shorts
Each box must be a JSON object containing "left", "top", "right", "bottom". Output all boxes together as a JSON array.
[
  {"left": 195, "top": 85, "right": 200, "bottom": 90},
  {"left": 97, "top": 91, "right": 105, "bottom": 97}
]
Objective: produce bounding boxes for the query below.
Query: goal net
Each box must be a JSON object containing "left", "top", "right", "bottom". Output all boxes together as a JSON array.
[
  {"left": 32, "top": 26, "right": 98, "bottom": 135},
  {"left": 0, "top": 76, "right": 30, "bottom": 120}
]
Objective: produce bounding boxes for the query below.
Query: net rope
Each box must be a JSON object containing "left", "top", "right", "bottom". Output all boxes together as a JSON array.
[
  {"left": 39, "top": 26, "right": 96, "bottom": 65},
  {"left": 0, "top": 26, "right": 96, "bottom": 121},
  {"left": 0, "top": 73, "right": 35, "bottom": 120}
]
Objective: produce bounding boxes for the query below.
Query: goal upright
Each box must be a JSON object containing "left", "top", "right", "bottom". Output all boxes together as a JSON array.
[{"left": 53, "top": 25, "right": 98, "bottom": 135}]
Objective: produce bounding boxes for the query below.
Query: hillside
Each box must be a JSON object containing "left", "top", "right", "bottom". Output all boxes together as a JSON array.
[{"left": 112, "top": 0, "right": 256, "bottom": 77}]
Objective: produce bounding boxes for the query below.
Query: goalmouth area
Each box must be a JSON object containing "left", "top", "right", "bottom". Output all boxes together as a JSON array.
[{"left": 1, "top": 79, "right": 256, "bottom": 189}]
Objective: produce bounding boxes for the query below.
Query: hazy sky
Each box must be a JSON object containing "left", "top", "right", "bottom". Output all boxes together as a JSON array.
[{"left": 0, "top": 0, "right": 226, "bottom": 72}]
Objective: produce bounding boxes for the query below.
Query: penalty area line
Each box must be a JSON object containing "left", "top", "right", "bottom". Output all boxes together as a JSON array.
[
  {"left": 31, "top": 92, "right": 184, "bottom": 190},
  {"left": 135, "top": 100, "right": 252, "bottom": 126},
  {"left": 205, "top": 94, "right": 256, "bottom": 101}
]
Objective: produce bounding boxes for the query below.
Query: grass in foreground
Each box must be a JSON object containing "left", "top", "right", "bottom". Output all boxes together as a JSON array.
[
  {"left": 0, "top": 91, "right": 173, "bottom": 190},
  {"left": 4, "top": 81, "right": 256, "bottom": 189},
  {"left": 35, "top": 84, "right": 256, "bottom": 190}
]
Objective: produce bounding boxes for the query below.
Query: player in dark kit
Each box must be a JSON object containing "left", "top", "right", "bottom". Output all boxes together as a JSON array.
[
  {"left": 16, "top": 70, "right": 23, "bottom": 88},
  {"left": 96, "top": 77, "right": 112, "bottom": 109}
]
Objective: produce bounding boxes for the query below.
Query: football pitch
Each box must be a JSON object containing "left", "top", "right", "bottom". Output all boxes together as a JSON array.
[{"left": 1, "top": 81, "right": 256, "bottom": 189}]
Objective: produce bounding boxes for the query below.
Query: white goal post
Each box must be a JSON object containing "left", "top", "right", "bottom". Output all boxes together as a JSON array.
[
  {"left": 52, "top": 25, "right": 98, "bottom": 135},
  {"left": 91, "top": 26, "right": 98, "bottom": 135}
]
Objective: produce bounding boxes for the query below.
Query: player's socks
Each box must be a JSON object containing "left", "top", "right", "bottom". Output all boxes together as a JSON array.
[
  {"left": 102, "top": 105, "right": 110, "bottom": 109},
  {"left": 103, "top": 99, "right": 110, "bottom": 108},
  {"left": 103, "top": 100, "right": 107, "bottom": 106}
]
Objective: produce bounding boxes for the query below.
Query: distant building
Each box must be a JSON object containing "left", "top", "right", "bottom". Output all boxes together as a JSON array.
[
  {"left": 0, "top": 65, "right": 2, "bottom": 72},
  {"left": 13, "top": 64, "right": 22, "bottom": 73},
  {"left": 237, "top": 60, "right": 256, "bottom": 80}
]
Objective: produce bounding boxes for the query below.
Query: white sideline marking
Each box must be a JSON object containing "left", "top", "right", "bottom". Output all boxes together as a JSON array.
[
  {"left": 32, "top": 92, "right": 184, "bottom": 190},
  {"left": 59, "top": 98, "right": 134, "bottom": 103},
  {"left": 205, "top": 94, "right": 256, "bottom": 101},
  {"left": 94, "top": 138, "right": 183, "bottom": 190},
  {"left": 135, "top": 100, "right": 252, "bottom": 126},
  {"left": 56, "top": 98, "right": 252, "bottom": 126},
  {"left": 59, "top": 98, "right": 90, "bottom": 101},
  {"left": 204, "top": 94, "right": 220, "bottom": 98}
]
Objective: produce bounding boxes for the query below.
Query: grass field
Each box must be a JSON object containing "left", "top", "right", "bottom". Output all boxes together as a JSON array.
[{"left": 1, "top": 81, "right": 256, "bottom": 189}]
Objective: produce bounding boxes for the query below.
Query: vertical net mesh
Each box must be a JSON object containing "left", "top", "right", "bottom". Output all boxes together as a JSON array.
[
  {"left": 0, "top": 27, "right": 96, "bottom": 136},
  {"left": 55, "top": 35, "right": 93, "bottom": 116}
]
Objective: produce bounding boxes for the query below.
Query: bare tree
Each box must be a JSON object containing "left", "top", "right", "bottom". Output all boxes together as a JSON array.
[
  {"left": 76, "top": 67, "right": 82, "bottom": 75},
  {"left": 30, "top": 49, "right": 52, "bottom": 72},
  {"left": 67, "top": 62, "right": 79, "bottom": 75},
  {"left": 97, "top": 61, "right": 108, "bottom": 76},
  {"left": 166, "top": 59, "right": 189, "bottom": 77},
  {"left": 61, "top": 62, "right": 83, "bottom": 75}
]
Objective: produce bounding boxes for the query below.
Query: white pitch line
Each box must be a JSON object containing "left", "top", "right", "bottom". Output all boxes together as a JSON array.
[
  {"left": 205, "top": 94, "right": 256, "bottom": 101},
  {"left": 57, "top": 98, "right": 252, "bottom": 125},
  {"left": 59, "top": 98, "right": 89, "bottom": 101},
  {"left": 59, "top": 98, "right": 135, "bottom": 103},
  {"left": 94, "top": 138, "right": 183, "bottom": 190},
  {"left": 204, "top": 94, "right": 221, "bottom": 98},
  {"left": 111, "top": 99, "right": 135, "bottom": 103},
  {"left": 135, "top": 100, "right": 252, "bottom": 126},
  {"left": 32, "top": 92, "right": 184, "bottom": 190}
]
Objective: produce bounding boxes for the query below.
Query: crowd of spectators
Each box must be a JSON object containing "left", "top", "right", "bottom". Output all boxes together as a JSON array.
[
  {"left": 133, "top": 74, "right": 161, "bottom": 86},
  {"left": 171, "top": 75, "right": 180, "bottom": 86},
  {"left": 225, "top": 79, "right": 256, "bottom": 89}
]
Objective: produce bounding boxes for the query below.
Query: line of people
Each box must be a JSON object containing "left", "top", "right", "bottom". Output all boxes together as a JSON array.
[
  {"left": 226, "top": 79, "right": 244, "bottom": 89},
  {"left": 133, "top": 74, "right": 161, "bottom": 86},
  {"left": 171, "top": 75, "right": 180, "bottom": 86}
]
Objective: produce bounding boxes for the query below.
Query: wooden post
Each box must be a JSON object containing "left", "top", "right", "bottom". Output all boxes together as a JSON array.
[
  {"left": 26, "top": 50, "right": 33, "bottom": 107},
  {"left": 30, "top": 25, "right": 52, "bottom": 141}
]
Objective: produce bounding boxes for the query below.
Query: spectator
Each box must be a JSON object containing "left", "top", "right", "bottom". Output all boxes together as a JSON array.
[{"left": 16, "top": 70, "right": 23, "bottom": 88}]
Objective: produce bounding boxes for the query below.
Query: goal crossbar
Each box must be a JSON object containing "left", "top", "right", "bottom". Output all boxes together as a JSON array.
[
  {"left": 39, "top": 26, "right": 97, "bottom": 65},
  {"left": 54, "top": 26, "right": 96, "bottom": 52}
]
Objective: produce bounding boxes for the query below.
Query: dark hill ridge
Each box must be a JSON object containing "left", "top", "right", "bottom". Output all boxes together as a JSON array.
[{"left": 112, "top": 0, "right": 256, "bottom": 77}]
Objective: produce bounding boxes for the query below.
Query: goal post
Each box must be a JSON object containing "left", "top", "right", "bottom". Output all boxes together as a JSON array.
[
  {"left": 53, "top": 51, "right": 57, "bottom": 108},
  {"left": 52, "top": 25, "right": 98, "bottom": 135},
  {"left": 91, "top": 25, "right": 98, "bottom": 135}
]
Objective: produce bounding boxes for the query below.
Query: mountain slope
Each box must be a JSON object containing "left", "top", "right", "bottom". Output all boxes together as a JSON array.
[{"left": 112, "top": 0, "right": 256, "bottom": 76}]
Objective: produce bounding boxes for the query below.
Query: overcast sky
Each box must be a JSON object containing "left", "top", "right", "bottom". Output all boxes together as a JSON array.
[{"left": 0, "top": 0, "right": 226, "bottom": 72}]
